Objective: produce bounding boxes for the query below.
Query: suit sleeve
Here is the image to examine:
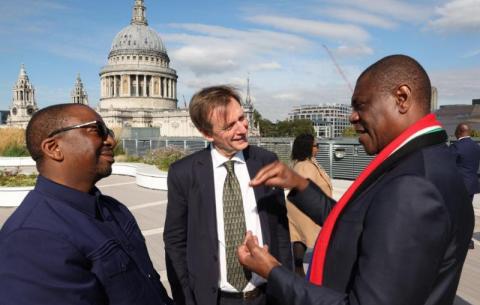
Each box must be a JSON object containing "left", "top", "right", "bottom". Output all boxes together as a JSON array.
[
  {"left": 0, "top": 229, "right": 99, "bottom": 305},
  {"left": 163, "top": 165, "right": 196, "bottom": 305},
  {"left": 287, "top": 181, "right": 336, "bottom": 226},
  {"left": 267, "top": 175, "right": 451, "bottom": 305},
  {"left": 272, "top": 177, "right": 294, "bottom": 270}
]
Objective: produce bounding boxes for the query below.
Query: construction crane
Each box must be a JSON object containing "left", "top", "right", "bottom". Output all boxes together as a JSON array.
[{"left": 322, "top": 44, "right": 354, "bottom": 94}]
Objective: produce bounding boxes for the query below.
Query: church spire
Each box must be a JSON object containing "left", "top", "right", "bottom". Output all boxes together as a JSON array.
[
  {"left": 131, "top": 0, "right": 148, "bottom": 26},
  {"left": 245, "top": 74, "right": 253, "bottom": 107},
  {"left": 71, "top": 73, "right": 89, "bottom": 105}
]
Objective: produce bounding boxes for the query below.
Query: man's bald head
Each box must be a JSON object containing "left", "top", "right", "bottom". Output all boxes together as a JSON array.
[
  {"left": 26, "top": 103, "right": 90, "bottom": 165},
  {"left": 455, "top": 123, "right": 471, "bottom": 139},
  {"left": 358, "top": 54, "right": 431, "bottom": 114}
]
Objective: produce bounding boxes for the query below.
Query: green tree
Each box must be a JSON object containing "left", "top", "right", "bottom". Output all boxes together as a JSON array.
[{"left": 342, "top": 126, "right": 357, "bottom": 137}]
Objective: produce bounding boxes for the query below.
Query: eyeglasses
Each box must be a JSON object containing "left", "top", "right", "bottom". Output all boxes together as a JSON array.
[{"left": 48, "top": 120, "right": 114, "bottom": 140}]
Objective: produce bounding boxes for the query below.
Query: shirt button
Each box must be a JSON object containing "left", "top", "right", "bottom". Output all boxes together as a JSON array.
[{"left": 147, "top": 273, "right": 152, "bottom": 279}]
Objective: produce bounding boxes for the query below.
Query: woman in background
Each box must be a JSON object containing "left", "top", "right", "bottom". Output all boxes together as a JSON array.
[{"left": 287, "top": 133, "right": 333, "bottom": 276}]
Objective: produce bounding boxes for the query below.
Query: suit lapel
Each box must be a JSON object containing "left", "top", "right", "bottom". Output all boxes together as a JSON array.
[
  {"left": 244, "top": 147, "right": 272, "bottom": 247},
  {"left": 195, "top": 148, "right": 219, "bottom": 250}
]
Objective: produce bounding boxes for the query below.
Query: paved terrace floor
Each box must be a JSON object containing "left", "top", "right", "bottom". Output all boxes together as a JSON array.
[{"left": 1, "top": 175, "right": 479, "bottom": 304}]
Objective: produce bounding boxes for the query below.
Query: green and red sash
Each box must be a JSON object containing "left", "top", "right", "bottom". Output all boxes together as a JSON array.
[{"left": 308, "top": 113, "right": 446, "bottom": 285}]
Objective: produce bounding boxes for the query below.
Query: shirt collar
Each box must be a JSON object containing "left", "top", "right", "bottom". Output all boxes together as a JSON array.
[
  {"left": 458, "top": 136, "right": 471, "bottom": 140},
  {"left": 210, "top": 144, "right": 246, "bottom": 168},
  {"left": 34, "top": 175, "right": 101, "bottom": 218}
]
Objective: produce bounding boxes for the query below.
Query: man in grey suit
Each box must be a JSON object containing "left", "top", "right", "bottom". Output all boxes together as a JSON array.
[{"left": 164, "top": 85, "right": 292, "bottom": 305}]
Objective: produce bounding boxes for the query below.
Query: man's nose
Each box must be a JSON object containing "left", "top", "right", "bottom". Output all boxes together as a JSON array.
[
  {"left": 104, "top": 134, "right": 117, "bottom": 147},
  {"left": 238, "top": 119, "right": 248, "bottom": 133},
  {"left": 349, "top": 111, "right": 359, "bottom": 124}
]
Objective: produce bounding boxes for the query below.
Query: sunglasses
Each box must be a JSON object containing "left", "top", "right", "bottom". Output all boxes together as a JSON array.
[{"left": 48, "top": 120, "right": 115, "bottom": 140}]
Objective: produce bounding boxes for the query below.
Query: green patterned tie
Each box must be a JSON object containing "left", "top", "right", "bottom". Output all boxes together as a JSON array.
[{"left": 223, "top": 160, "right": 250, "bottom": 291}]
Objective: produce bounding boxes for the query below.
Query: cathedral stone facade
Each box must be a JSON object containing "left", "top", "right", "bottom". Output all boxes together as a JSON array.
[
  {"left": 96, "top": 0, "right": 202, "bottom": 137},
  {"left": 6, "top": 65, "right": 38, "bottom": 128},
  {"left": 4, "top": 0, "right": 258, "bottom": 137}
]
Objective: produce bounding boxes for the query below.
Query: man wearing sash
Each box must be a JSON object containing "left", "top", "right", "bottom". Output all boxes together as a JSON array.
[{"left": 238, "top": 55, "right": 474, "bottom": 305}]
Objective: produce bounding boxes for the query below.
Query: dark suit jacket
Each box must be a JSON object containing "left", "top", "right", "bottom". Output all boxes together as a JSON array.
[
  {"left": 164, "top": 145, "right": 292, "bottom": 305},
  {"left": 450, "top": 137, "right": 480, "bottom": 195},
  {"left": 267, "top": 141, "right": 474, "bottom": 305}
]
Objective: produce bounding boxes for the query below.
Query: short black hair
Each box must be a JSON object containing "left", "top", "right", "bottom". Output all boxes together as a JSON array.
[
  {"left": 359, "top": 54, "right": 431, "bottom": 113},
  {"left": 26, "top": 103, "right": 87, "bottom": 164},
  {"left": 291, "top": 133, "right": 315, "bottom": 161}
]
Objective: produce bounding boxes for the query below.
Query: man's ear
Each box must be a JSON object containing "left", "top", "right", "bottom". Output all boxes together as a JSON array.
[
  {"left": 40, "top": 137, "right": 64, "bottom": 161},
  {"left": 395, "top": 84, "right": 412, "bottom": 114}
]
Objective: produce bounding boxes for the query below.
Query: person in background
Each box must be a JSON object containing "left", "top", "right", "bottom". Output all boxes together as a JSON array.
[
  {"left": 287, "top": 134, "right": 332, "bottom": 276},
  {"left": 0, "top": 104, "right": 173, "bottom": 305},
  {"left": 450, "top": 122, "right": 480, "bottom": 249}
]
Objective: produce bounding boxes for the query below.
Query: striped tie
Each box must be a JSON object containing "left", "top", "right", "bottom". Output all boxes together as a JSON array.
[{"left": 223, "top": 160, "right": 250, "bottom": 291}]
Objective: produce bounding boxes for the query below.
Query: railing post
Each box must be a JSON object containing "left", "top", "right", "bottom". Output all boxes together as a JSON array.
[{"left": 329, "top": 142, "right": 333, "bottom": 177}]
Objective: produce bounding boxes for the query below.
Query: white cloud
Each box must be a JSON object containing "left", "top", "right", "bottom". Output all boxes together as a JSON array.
[
  {"left": 322, "top": 7, "right": 397, "bottom": 29},
  {"left": 247, "top": 15, "right": 370, "bottom": 43},
  {"left": 328, "top": 0, "right": 431, "bottom": 23},
  {"left": 428, "top": 0, "right": 480, "bottom": 32},
  {"left": 463, "top": 48, "right": 480, "bottom": 58},
  {"left": 335, "top": 44, "right": 374, "bottom": 57},
  {"left": 163, "top": 24, "right": 312, "bottom": 76},
  {"left": 430, "top": 67, "right": 480, "bottom": 104},
  {"left": 249, "top": 61, "right": 282, "bottom": 72}
]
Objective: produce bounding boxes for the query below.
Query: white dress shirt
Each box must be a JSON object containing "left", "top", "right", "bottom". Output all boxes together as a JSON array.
[{"left": 210, "top": 145, "right": 266, "bottom": 292}]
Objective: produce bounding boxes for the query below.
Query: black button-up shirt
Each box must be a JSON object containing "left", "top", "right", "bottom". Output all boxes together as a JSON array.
[{"left": 0, "top": 175, "right": 173, "bottom": 305}]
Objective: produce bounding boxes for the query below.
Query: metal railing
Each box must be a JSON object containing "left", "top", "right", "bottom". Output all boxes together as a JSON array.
[{"left": 119, "top": 137, "right": 374, "bottom": 180}]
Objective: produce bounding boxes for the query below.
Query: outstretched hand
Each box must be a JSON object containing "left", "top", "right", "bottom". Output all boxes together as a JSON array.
[
  {"left": 237, "top": 231, "right": 281, "bottom": 279},
  {"left": 249, "top": 161, "right": 308, "bottom": 191}
]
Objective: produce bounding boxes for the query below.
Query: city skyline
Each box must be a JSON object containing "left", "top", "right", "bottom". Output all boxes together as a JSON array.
[{"left": 0, "top": 0, "right": 479, "bottom": 121}]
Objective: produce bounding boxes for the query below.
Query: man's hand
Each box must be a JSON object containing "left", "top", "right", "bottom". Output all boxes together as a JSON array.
[
  {"left": 249, "top": 161, "right": 309, "bottom": 191},
  {"left": 237, "top": 231, "right": 281, "bottom": 279}
]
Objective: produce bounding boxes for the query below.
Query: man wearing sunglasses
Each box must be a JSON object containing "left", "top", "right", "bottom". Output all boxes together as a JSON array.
[{"left": 0, "top": 103, "right": 173, "bottom": 305}]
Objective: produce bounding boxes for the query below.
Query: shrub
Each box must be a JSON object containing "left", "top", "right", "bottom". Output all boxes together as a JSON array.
[
  {"left": 143, "top": 147, "right": 186, "bottom": 171},
  {"left": 0, "top": 169, "right": 37, "bottom": 187},
  {"left": 2, "top": 144, "right": 30, "bottom": 157},
  {"left": 0, "top": 128, "right": 29, "bottom": 157}
]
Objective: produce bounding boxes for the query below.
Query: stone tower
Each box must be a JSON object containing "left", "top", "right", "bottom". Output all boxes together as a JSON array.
[
  {"left": 7, "top": 64, "right": 38, "bottom": 128},
  {"left": 71, "top": 74, "right": 89, "bottom": 105},
  {"left": 244, "top": 76, "right": 260, "bottom": 136}
]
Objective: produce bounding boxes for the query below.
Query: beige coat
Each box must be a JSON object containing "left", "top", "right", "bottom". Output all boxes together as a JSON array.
[{"left": 287, "top": 158, "right": 332, "bottom": 248}]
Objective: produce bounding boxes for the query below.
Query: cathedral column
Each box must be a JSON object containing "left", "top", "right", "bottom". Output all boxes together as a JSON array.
[
  {"left": 166, "top": 79, "right": 170, "bottom": 98},
  {"left": 144, "top": 75, "right": 147, "bottom": 97},
  {"left": 162, "top": 77, "right": 166, "bottom": 98},
  {"left": 136, "top": 75, "right": 139, "bottom": 97},
  {"left": 113, "top": 75, "right": 117, "bottom": 97},
  {"left": 173, "top": 80, "right": 176, "bottom": 98}
]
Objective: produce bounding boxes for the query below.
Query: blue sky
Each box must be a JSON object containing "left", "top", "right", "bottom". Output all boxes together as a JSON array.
[{"left": 0, "top": 0, "right": 479, "bottom": 121}]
